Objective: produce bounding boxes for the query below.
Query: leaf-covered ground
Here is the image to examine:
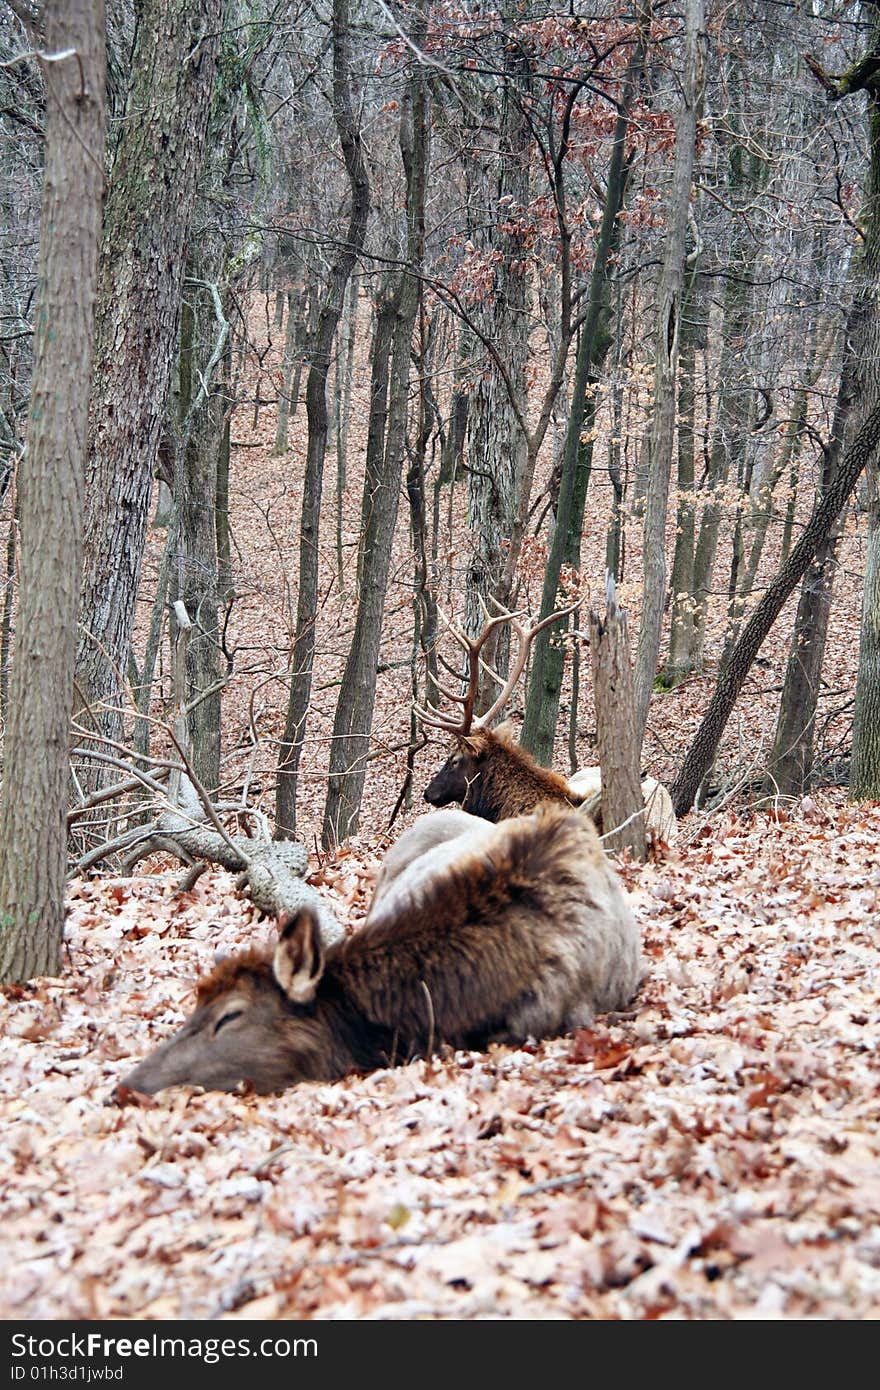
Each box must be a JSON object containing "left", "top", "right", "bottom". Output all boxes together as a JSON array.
[{"left": 2, "top": 791, "right": 879, "bottom": 1320}]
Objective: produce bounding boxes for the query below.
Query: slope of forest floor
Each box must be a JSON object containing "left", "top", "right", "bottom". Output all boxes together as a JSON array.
[{"left": 2, "top": 792, "right": 879, "bottom": 1320}]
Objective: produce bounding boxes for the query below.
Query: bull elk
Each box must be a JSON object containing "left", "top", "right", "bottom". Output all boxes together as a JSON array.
[
  {"left": 119, "top": 804, "right": 643, "bottom": 1095},
  {"left": 418, "top": 604, "right": 676, "bottom": 843}
]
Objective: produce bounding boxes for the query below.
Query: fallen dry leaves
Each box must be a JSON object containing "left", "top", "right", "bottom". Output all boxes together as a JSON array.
[{"left": 2, "top": 790, "right": 879, "bottom": 1320}]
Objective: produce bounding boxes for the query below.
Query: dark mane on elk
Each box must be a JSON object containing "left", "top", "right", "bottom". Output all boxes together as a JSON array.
[
  {"left": 417, "top": 602, "right": 678, "bottom": 843},
  {"left": 424, "top": 720, "right": 587, "bottom": 821},
  {"left": 418, "top": 601, "right": 588, "bottom": 822},
  {"left": 118, "top": 804, "right": 643, "bottom": 1096}
]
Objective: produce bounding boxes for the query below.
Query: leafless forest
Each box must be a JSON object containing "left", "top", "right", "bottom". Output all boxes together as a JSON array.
[{"left": 1, "top": 0, "right": 879, "bottom": 1321}]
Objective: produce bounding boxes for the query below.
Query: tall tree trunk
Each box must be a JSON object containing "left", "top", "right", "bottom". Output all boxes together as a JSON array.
[
  {"left": 216, "top": 336, "right": 234, "bottom": 605},
  {"left": 322, "top": 8, "right": 427, "bottom": 848},
  {"left": 764, "top": 318, "right": 855, "bottom": 796},
  {"left": 662, "top": 261, "right": 702, "bottom": 687},
  {"left": 850, "top": 468, "right": 880, "bottom": 797},
  {"left": 634, "top": 0, "right": 706, "bottom": 746},
  {"left": 689, "top": 74, "right": 759, "bottom": 672},
  {"left": 172, "top": 276, "right": 226, "bottom": 792},
  {"left": 849, "top": 56, "right": 880, "bottom": 801},
  {"left": 275, "top": 0, "right": 369, "bottom": 838},
  {"left": 75, "top": 0, "right": 224, "bottom": 759},
  {"left": 274, "top": 285, "right": 301, "bottom": 455},
  {"left": 462, "top": 21, "right": 531, "bottom": 704},
  {"left": 0, "top": 0, "right": 105, "bottom": 982},
  {"left": 521, "top": 20, "right": 648, "bottom": 765}
]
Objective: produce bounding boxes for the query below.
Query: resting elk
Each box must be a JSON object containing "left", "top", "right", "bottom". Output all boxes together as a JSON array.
[
  {"left": 418, "top": 604, "right": 677, "bottom": 843},
  {"left": 118, "top": 804, "right": 643, "bottom": 1095}
]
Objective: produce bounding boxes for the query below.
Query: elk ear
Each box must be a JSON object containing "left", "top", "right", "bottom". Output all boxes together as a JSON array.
[
  {"left": 460, "top": 734, "right": 483, "bottom": 756},
  {"left": 492, "top": 719, "right": 516, "bottom": 744},
  {"left": 273, "top": 907, "right": 325, "bottom": 1004}
]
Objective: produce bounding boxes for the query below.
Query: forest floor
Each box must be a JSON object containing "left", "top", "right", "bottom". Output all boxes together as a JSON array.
[{"left": 1, "top": 297, "right": 878, "bottom": 1320}]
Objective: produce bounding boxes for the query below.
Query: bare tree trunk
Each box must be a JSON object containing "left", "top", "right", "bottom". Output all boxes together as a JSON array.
[
  {"left": 521, "top": 18, "right": 648, "bottom": 765},
  {"left": 662, "top": 261, "right": 702, "bottom": 687},
  {"left": 589, "top": 583, "right": 646, "bottom": 863},
  {"left": 463, "top": 24, "right": 531, "bottom": 703},
  {"left": 849, "top": 62, "right": 880, "bottom": 801},
  {"left": 850, "top": 468, "right": 880, "bottom": 797},
  {"left": 216, "top": 337, "right": 234, "bottom": 605},
  {"left": 75, "top": 0, "right": 224, "bottom": 759},
  {"left": 634, "top": 0, "right": 706, "bottom": 745},
  {"left": 604, "top": 278, "right": 627, "bottom": 584},
  {"left": 273, "top": 286, "right": 301, "bottom": 455},
  {"left": 322, "top": 10, "right": 427, "bottom": 848},
  {"left": 690, "top": 72, "right": 758, "bottom": 672},
  {"left": 768, "top": 34, "right": 880, "bottom": 800},
  {"left": 765, "top": 321, "right": 855, "bottom": 796},
  {"left": 276, "top": 0, "right": 369, "bottom": 838},
  {"left": 172, "top": 278, "right": 225, "bottom": 792},
  {"left": 0, "top": 0, "right": 105, "bottom": 982}
]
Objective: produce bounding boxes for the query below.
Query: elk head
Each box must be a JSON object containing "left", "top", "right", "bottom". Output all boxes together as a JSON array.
[
  {"left": 417, "top": 600, "right": 579, "bottom": 814},
  {"left": 119, "top": 910, "right": 349, "bottom": 1096}
]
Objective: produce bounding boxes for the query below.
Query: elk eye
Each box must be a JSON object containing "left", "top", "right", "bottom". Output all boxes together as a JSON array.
[{"left": 213, "top": 1008, "right": 244, "bottom": 1034}]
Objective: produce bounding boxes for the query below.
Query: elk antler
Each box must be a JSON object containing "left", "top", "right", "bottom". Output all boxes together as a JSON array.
[{"left": 415, "top": 597, "right": 581, "bottom": 735}]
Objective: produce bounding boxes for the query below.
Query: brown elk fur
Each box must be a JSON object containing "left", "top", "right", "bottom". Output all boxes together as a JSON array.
[
  {"left": 423, "top": 722, "right": 586, "bottom": 821},
  {"left": 119, "top": 805, "right": 643, "bottom": 1096},
  {"left": 424, "top": 722, "right": 678, "bottom": 842}
]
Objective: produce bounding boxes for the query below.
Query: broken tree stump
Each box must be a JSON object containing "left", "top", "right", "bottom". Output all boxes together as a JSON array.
[{"left": 588, "top": 574, "right": 647, "bottom": 862}]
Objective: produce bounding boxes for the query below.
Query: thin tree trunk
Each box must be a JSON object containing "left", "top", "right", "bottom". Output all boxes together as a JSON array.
[
  {"left": 764, "top": 325, "right": 854, "bottom": 796},
  {"left": 274, "top": 286, "right": 300, "bottom": 455},
  {"left": 662, "top": 261, "right": 702, "bottom": 687},
  {"left": 276, "top": 0, "right": 369, "bottom": 838},
  {"left": 463, "top": 19, "right": 532, "bottom": 702},
  {"left": 0, "top": 0, "right": 105, "bottom": 982},
  {"left": 849, "top": 62, "right": 880, "bottom": 800},
  {"left": 690, "top": 75, "right": 759, "bottom": 671},
  {"left": 850, "top": 469, "right": 880, "bottom": 797},
  {"left": 634, "top": 0, "right": 706, "bottom": 745},
  {"left": 172, "top": 278, "right": 224, "bottom": 793},
  {"left": 521, "top": 19, "right": 648, "bottom": 765},
  {"left": 605, "top": 277, "right": 626, "bottom": 583},
  {"left": 322, "top": 12, "right": 427, "bottom": 848},
  {"left": 216, "top": 338, "right": 234, "bottom": 605}
]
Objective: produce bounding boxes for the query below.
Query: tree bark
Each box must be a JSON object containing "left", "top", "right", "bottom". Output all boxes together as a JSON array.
[
  {"left": 76, "top": 0, "right": 224, "bottom": 757},
  {"left": 589, "top": 583, "right": 646, "bottom": 862},
  {"left": 275, "top": 0, "right": 369, "bottom": 837},
  {"left": 0, "top": 0, "right": 105, "bottom": 982},
  {"left": 463, "top": 18, "right": 532, "bottom": 702},
  {"left": 322, "top": 9, "right": 426, "bottom": 848},
  {"left": 765, "top": 317, "right": 854, "bottom": 796},
  {"left": 173, "top": 277, "right": 226, "bottom": 793},
  {"left": 521, "top": 17, "right": 648, "bottom": 765},
  {"left": 634, "top": 0, "right": 706, "bottom": 746},
  {"left": 662, "top": 261, "right": 702, "bottom": 687},
  {"left": 849, "top": 54, "right": 880, "bottom": 801}
]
